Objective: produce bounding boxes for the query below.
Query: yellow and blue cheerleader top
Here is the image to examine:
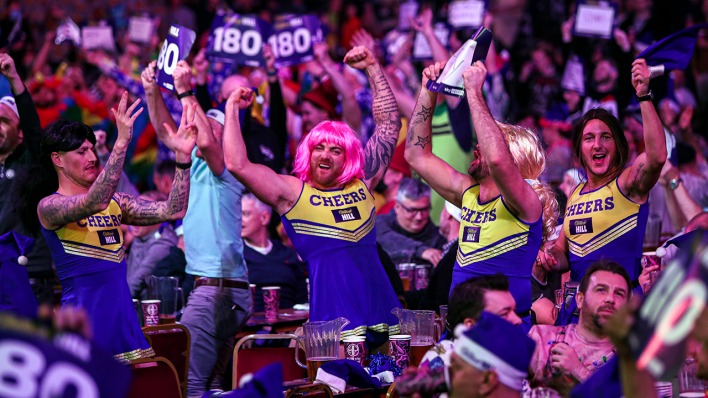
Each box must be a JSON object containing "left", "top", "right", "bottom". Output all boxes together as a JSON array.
[
  {"left": 280, "top": 179, "right": 401, "bottom": 339},
  {"left": 41, "top": 195, "right": 153, "bottom": 361}
]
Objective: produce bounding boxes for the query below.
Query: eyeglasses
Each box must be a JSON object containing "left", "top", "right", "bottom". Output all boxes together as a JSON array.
[{"left": 397, "top": 202, "right": 432, "bottom": 216}]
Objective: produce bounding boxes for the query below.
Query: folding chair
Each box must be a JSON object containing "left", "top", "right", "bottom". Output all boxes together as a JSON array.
[
  {"left": 232, "top": 334, "right": 307, "bottom": 389},
  {"left": 127, "top": 357, "right": 182, "bottom": 398},
  {"left": 142, "top": 324, "right": 191, "bottom": 398}
]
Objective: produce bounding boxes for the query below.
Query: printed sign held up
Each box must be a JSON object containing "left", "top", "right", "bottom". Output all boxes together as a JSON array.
[
  {"left": 573, "top": 0, "right": 617, "bottom": 39},
  {"left": 156, "top": 23, "right": 196, "bottom": 92},
  {"left": 206, "top": 13, "right": 270, "bottom": 67}
]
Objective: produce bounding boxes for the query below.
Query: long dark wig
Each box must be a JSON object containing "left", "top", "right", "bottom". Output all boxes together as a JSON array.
[
  {"left": 13, "top": 120, "right": 96, "bottom": 234},
  {"left": 571, "top": 108, "right": 629, "bottom": 183}
]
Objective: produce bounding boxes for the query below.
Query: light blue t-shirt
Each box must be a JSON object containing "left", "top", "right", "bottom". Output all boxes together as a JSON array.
[{"left": 184, "top": 151, "right": 247, "bottom": 278}]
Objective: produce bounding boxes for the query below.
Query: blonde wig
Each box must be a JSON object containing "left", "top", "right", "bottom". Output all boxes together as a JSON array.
[{"left": 497, "top": 122, "right": 559, "bottom": 243}]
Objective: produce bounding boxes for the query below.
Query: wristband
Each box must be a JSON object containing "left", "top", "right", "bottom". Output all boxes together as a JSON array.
[
  {"left": 635, "top": 91, "right": 653, "bottom": 102},
  {"left": 175, "top": 160, "right": 192, "bottom": 169},
  {"left": 177, "top": 90, "right": 195, "bottom": 100}
]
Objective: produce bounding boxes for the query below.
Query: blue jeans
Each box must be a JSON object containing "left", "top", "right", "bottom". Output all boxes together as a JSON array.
[{"left": 180, "top": 285, "right": 252, "bottom": 397}]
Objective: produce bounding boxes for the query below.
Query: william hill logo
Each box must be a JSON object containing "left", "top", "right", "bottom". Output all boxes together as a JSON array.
[
  {"left": 570, "top": 218, "right": 593, "bottom": 235},
  {"left": 98, "top": 229, "right": 121, "bottom": 245},
  {"left": 332, "top": 207, "right": 361, "bottom": 223}
]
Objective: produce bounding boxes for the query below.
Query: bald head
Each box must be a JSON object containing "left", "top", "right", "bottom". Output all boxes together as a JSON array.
[{"left": 219, "top": 75, "right": 250, "bottom": 102}]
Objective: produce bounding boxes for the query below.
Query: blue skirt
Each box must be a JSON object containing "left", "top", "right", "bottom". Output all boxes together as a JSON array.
[{"left": 61, "top": 263, "right": 153, "bottom": 361}]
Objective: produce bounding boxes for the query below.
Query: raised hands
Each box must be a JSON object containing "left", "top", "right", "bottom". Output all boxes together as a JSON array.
[
  {"left": 0, "top": 53, "right": 23, "bottom": 94},
  {"left": 410, "top": 8, "right": 433, "bottom": 35},
  {"left": 344, "top": 46, "right": 377, "bottom": 70},
  {"left": 111, "top": 92, "right": 143, "bottom": 147},
  {"left": 462, "top": 61, "right": 488, "bottom": 96},
  {"left": 194, "top": 48, "right": 210, "bottom": 85},
  {"left": 173, "top": 60, "right": 192, "bottom": 94},
  {"left": 422, "top": 60, "right": 446, "bottom": 87},
  {"left": 141, "top": 60, "right": 158, "bottom": 89},
  {"left": 632, "top": 59, "right": 651, "bottom": 97},
  {"left": 351, "top": 29, "right": 376, "bottom": 55},
  {"left": 227, "top": 86, "right": 255, "bottom": 110},
  {"left": 164, "top": 102, "right": 198, "bottom": 157},
  {"left": 263, "top": 44, "right": 277, "bottom": 76}
]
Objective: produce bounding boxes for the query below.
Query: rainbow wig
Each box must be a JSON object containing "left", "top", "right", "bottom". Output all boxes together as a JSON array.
[{"left": 292, "top": 121, "right": 365, "bottom": 186}]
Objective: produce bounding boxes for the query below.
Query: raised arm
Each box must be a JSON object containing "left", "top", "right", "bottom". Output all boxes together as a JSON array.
[
  {"left": 463, "top": 61, "right": 542, "bottom": 223},
  {"left": 222, "top": 87, "right": 301, "bottom": 215},
  {"left": 38, "top": 93, "right": 143, "bottom": 230},
  {"left": 172, "top": 60, "right": 224, "bottom": 176},
  {"left": 315, "top": 43, "right": 362, "bottom": 133},
  {"left": 116, "top": 103, "right": 197, "bottom": 225},
  {"left": 141, "top": 61, "right": 178, "bottom": 142},
  {"left": 0, "top": 54, "right": 42, "bottom": 155},
  {"left": 404, "top": 61, "right": 474, "bottom": 208},
  {"left": 342, "top": 46, "right": 402, "bottom": 189},
  {"left": 620, "top": 59, "right": 668, "bottom": 202}
]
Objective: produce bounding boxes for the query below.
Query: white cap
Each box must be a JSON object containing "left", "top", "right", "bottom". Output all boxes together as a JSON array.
[
  {"left": 0, "top": 96, "right": 19, "bottom": 118},
  {"left": 205, "top": 108, "right": 225, "bottom": 126}
]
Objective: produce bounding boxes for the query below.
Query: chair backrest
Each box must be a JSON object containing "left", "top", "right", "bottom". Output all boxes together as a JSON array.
[
  {"left": 127, "top": 357, "right": 182, "bottom": 398},
  {"left": 142, "top": 324, "right": 191, "bottom": 398},
  {"left": 233, "top": 334, "right": 307, "bottom": 389}
]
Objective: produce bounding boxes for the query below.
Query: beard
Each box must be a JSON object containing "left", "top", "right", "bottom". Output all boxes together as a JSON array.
[
  {"left": 590, "top": 304, "right": 616, "bottom": 330},
  {"left": 468, "top": 160, "right": 490, "bottom": 181}
]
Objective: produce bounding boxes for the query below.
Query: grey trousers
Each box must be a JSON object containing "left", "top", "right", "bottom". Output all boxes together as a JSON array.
[{"left": 180, "top": 285, "right": 253, "bottom": 397}]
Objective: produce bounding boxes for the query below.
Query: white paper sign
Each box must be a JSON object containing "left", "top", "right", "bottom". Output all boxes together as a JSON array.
[
  {"left": 574, "top": 4, "right": 615, "bottom": 38},
  {"left": 413, "top": 23, "right": 450, "bottom": 59},
  {"left": 398, "top": 1, "right": 419, "bottom": 31},
  {"left": 81, "top": 26, "right": 116, "bottom": 51},
  {"left": 448, "top": 0, "right": 486, "bottom": 29},
  {"left": 129, "top": 17, "right": 154, "bottom": 44}
]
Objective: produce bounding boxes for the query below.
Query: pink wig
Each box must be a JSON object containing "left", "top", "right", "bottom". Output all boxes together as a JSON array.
[{"left": 292, "top": 121, "right": 365, "bottom": 186}]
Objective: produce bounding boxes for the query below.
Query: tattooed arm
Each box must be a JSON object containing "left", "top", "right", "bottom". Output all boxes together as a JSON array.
[
  {"left": 463, "top": 61, "right": 541, "bottom": 223},
  {"left": 403, "top": 61, "right": 473, "bottom": 208},
  {"left": 117, "top": 102, "right": 198, "bottom": 225},
  {"left": 116, "top": 167, "right": 191, "bottom": 225},
  {"left": 343, "top": 46, "right": 402, "bottom": 189},
  {"left": 38, "top": 93, "right": 143, "bottom": 230},
  {"left": 621, "top": 59, "right": 667, "bottom": 202}
]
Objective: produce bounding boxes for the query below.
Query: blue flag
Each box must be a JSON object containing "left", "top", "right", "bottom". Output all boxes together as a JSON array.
[{"left": 638, "top": 23, "right": 708, "bottom": 70}]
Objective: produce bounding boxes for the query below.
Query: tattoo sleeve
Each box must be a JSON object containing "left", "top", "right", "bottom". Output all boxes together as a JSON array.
[
  {"left": 117, "top": 167, "right": 191, "bottom": 226},
  {"left": 363, "top": 64, "right": 402, "bottom": 182},
  {"left": 38, "top": 145, "right": 127, "bottom": 227},
  {"left": 405, "top": 84, "right": 436, "bottom": 151}
]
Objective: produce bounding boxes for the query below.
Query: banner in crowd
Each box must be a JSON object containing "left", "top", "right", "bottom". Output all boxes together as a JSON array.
[
  {"left": 398, "top": 0, "right": 419, "bottom": 31},
  {"left": 448, "top": 0, "right": 488, "bottom": 30},
  {"left": 627, "top": 231, "right": 708, "bottom": 379},
  {"left": 81, "top": 26, "right": 116, "bottom": 52},
  {"left": 573, "top": 0, "right": 618, "bottom": 39},
  {"left": 0, "top": 313, "right": 132, "bottom": 398},
  {"left": 156, "top": 23, "right": 196, "bottom": 92},
  {"left": 268, "top": 15, "right": 322, "bottom": 69},
  {"left": 206, "top": 13, "right": 271, "bottom": 66},
  {"left": 412, "top": 23, "right": 450, "bottom": 60},
  {"left": 128, "top": 16, "right": 155, "bottom": 44},
  {"left": 426, "top": 26, "right": 492, "bottom": 97}
]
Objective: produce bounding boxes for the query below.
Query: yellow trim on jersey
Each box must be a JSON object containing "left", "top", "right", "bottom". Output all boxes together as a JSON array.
[
  {"left": 291, "top": 213, "right": 375, "bottom": 242},
  {"left": 569, "top": 214, "right": 638, "bottom": 257},
  {"left": 456, "top": 234, "right": 529, "bottom": 266},
  {"left": 563, "top": 178, "right": 642, "bottom": 256},
  {"left": 285, "top": 179, "right": 376, "bottom": 242},
  {"left": 339, "top": 323, "right": 400, "bottom": 338},
  {"left": 457, "top": 185, "right": 532, "bottom": 266},
  {"left": 55, "top": 199, "right": 125, "bottom": 263}
]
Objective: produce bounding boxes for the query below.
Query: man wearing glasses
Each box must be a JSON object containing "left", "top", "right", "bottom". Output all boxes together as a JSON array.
[{"left": 377, "top": 178, "right": 447, "bottom": 266}]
